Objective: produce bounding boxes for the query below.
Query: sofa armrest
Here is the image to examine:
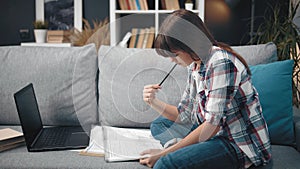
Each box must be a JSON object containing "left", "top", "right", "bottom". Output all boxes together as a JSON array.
[{"left": 293, "top": 106, "right": 300, "bottom": 151}]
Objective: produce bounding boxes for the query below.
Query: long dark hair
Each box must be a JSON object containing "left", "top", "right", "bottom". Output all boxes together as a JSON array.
[{"left": 154, "top": 9, "right": 251, "bottom": 75}]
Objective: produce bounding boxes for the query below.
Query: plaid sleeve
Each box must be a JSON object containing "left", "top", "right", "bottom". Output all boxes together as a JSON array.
[
  {"left": 177, "top": 68, "right": 193, "bottom": 124},
  {"left": 204, "top": 57, "right": 239, "bottom": 126}
]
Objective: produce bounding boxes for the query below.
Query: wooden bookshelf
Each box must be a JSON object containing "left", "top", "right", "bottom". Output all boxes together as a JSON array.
[{"left": 110, "top": 0, "right": 205, "bottom": 46}]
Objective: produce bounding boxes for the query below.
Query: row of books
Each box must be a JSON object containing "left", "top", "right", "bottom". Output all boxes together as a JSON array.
[
  {"left": 0, "top": 128, "right": 24, "bottom": 152},
  {"left": 47, "top": 30, "right": 71, "bottom": 43},
  {"left": 118, "top": 0, "right": 180, "bottom": 10},
  {"left": 129, "top": 27, "right": 155, "bottom": 48},
  {"left": 118, "top": 0, "right": 149, "bottom": 10}
]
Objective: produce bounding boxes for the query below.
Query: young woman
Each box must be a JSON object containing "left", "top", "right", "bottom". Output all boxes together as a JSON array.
[{"left": 140, "top": 9, "right": 271, "bottom": 169}]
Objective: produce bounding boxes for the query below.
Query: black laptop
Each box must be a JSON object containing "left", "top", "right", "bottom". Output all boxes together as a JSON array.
[{"left": 14, "top": 83, "right": 89, "bottom": 152}]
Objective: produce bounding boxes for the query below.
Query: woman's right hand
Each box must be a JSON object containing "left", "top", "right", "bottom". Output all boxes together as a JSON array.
[
  {"left": 143, "top": 84, "right": 161, "bottom": 105},
  {"left": 139, "top": 149, "right": 163, "bottom": 168}
]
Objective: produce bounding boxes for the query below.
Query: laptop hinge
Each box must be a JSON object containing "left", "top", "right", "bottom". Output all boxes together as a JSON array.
[{"left": 30, "top": 129, "right": 43, "bottom": 148}]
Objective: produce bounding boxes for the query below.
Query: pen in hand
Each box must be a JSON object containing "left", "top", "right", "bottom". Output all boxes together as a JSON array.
[{"left": 159, "top": 64, "right": 177, "bottom": 86}]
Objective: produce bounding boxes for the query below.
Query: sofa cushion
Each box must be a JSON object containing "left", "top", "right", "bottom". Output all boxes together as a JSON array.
[
  {"left": 0, "top": 44, "right": 98, "bottom": 127},
  {"left": 250, "top": 60, "right": 294, "bottom": 145},
  {"left": 97, "top": 42, "right": 278, "bottom": 128},
  {"left": 98, "top": 46, "right": 187, "bottom": 128},
  {"left": 232, "top": 42, "right": 278, "bottom": 65}
]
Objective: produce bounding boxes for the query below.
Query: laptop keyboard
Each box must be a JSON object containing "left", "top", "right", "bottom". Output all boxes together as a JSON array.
[{"left": 35, "top": 127, "right": 69, "bottom": 147}]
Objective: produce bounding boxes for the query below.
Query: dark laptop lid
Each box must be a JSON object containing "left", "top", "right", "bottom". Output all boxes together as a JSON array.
[{"left": 14, "top": 83, "right": 43, "bottom": 148}]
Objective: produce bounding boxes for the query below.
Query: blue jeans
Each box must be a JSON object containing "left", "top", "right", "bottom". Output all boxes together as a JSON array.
[
  {"left": 150, "top": 116, "right": 240, "bottom": 169},
  {"left": 150, "top": 116, "right": 198, "bottom": 146}
]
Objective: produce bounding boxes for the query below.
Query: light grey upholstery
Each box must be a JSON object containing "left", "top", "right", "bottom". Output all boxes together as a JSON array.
[
  {"left": 0, "top": 44, "right": 98, "bottom": 126},
  {"left": 98, "top": 46, "right": 187, "bottom": 127},
  {"left": 232, "top": 42, "right": 278, "bottom": 65},
  {"left": 0, "top": 43, "right": 299, "bottom": 169}
]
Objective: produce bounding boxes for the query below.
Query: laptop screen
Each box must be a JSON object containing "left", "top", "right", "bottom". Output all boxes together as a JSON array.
[{"left": 14, "top": 83, "right": 43, "bottom": 147}]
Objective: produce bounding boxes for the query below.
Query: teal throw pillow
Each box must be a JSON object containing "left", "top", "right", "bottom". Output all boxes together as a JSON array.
[{"left": 250, "top": 60, "right": 294, "bottom": 145}]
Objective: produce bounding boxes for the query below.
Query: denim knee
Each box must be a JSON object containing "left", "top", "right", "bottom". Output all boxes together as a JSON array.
[
  {"left": 154, "top": 155, "right": 176, "bottom": 169},
  {"left": 150, "top": 117, "right": 174, "bottom": 136},
  {"left": 151, "top": 116, "right": 174, "bottom": 127},
  {"left": 150, "top": 116, "right": 195, "bottom": 146}
]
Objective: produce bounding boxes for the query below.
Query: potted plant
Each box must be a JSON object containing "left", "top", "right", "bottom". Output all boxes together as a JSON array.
[
  {"left": 185, "top": 0, "right": 193, "bottom": 10},
  {"left": 33, "top": 20, "right": 48, "bottom": 43},
  {"left": 69, "top": 18, "right": 110, "bottom": 50},
  {"left": 250, "top": 2, "right": 300, "bottom": 105}
]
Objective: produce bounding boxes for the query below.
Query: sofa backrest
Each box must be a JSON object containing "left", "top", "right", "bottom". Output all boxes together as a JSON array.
[
  {"left": 0, "top": 42, "right": 278, "bottom": 129},
  {"left": 232, "top": 42, "right": 278, "bottom": 65},
  {"left": 97, "top": 42, "right": 278, "bottom": 128},
  {"left": 0, "top": 44, "right": 98, "bottom": 127}
]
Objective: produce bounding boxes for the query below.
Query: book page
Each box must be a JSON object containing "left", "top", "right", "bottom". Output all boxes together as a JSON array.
[
  {"left": 80, "top": 125, "right": 105, "bottom": 156},
  {"left": 103, "top": 126, "right": 163, "bottom": 162},
  {"left": 0, "top": 128, "right": 23, "bottom": 141}
]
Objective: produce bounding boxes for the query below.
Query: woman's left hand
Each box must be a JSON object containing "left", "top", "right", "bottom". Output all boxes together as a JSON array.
[{"left": 139, "top": 149, "right": 163, "bottom": 168}]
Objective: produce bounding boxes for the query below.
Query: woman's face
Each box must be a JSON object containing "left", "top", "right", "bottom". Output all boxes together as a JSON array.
[{"left": 170, "top": 51, "right": 195, "bottom": 67}]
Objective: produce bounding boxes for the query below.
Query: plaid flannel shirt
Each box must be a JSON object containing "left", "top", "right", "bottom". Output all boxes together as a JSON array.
[{"left": 177, "top": 47, "right": 272, "bottom": 168}]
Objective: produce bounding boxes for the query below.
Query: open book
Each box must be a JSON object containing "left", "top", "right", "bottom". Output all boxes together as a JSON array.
[
  {"left": 103, "top": 126, "right": 163, "bottom": 162},
  {"left": 82, "top": 125, "right": 163, "bottom": 162},
  {"left": 80, "top": 125, "right": 105, "bottom": 156}
]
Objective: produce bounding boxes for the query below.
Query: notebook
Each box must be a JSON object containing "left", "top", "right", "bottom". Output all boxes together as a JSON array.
[{"left": 14, "top": 83, "right": 89, "bottom": 152}]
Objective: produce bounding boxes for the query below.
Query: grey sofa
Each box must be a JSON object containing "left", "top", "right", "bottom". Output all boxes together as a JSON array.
[{"left": 0, "top": 43, "right": 300, "bottom": 169}]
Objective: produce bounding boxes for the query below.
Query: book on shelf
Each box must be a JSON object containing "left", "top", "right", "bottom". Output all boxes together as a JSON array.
[
  {"left": 129, "top": 28, "right": 139, "bottom": 48},
  {"left": 126, "top": 0, "right": 131, "bottom": 10},
  {"left": 139, "top": 0, "right": 148, "bottom": 10},
  {"left": 136, "top": 28, "right": 145, "bottom": 48},
  {"left": 118, "top": 0, "right": 126, "bottom": 10},
  {"left": 161, "top": 0, "right": 166, "bottom": 9},
  {"left": 118, "top": 0, "right": 148, "bottom": 10},
  {"left": 142, "top": 28, "right": 150, "bottom": 48},
  {"left": 134, "top": 29, "right": 140, "bottom": 48},
  {"left": 128, "top": 27, "right": 155, "bottom": 48},
  {"left": 135, "top": 0, "right": 141, "bottom": 10},
  {"left": 146, "top": 27, "right": 155, "bottom": 48},
  {"left": 0, "top": 128, "right": 25, "bottom": 152},
  {"left": 129, "top": 0, "right": 137, "bottom": 10},
  {"left": 161, "top": 0, "right": 180, "bottom": 10}
]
